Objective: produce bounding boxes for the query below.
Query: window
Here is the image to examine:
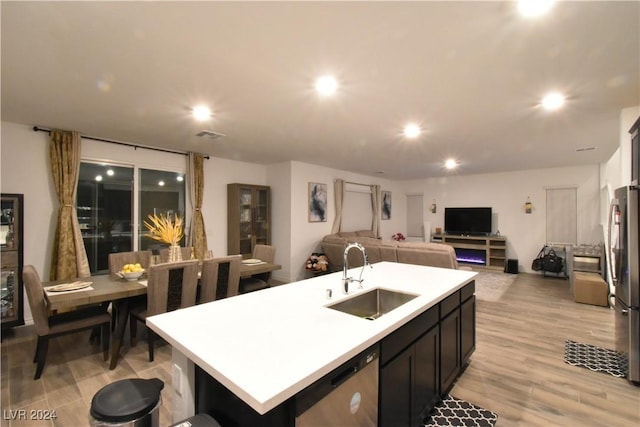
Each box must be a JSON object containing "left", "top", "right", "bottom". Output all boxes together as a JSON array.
[
  {"left": 77, "top": 162, "right": 185, "bottom": 274},
  {"left": 341, "top": 183, "right": 373, "bottom": 231}
]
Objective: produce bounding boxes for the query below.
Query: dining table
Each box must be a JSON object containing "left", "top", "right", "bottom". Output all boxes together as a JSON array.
[{"left": 43, "top": 261, "right": 282, "bottom": 369}]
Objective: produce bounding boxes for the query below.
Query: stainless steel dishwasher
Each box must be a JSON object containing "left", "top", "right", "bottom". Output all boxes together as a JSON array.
[{"left": 295, "top": 344, "right": 379, "bottom": 427}]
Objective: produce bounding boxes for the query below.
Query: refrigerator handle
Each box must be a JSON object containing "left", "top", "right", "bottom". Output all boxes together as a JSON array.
[{"left": 607, "top": 199, "right": 618, "bottom": 286}]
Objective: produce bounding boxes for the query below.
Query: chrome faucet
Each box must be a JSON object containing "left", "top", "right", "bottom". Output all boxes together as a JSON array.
[{"left": 342, "top": 242, "right": 372, "bottom": 294}]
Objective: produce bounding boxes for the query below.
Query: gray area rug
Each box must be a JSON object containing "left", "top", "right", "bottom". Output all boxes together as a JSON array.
[{"left": 473, "top": 271, "right": 517, "bottom": 302}]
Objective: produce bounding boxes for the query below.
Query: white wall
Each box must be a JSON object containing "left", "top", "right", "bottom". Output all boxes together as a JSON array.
[
  {"left": 284, "top": 161, "right": 404, "bottom": 281},
  {"left": 4, "top": 106, "right": 637, "bottom": 320},
  {"left": 619, "top": 106, "right": 640, "bottom": 186},
  {"left": 401, "top": 165, "right": 601, "bottom": 273},
  {"left": 201, "top": 157, "right": 267, "bottom": 257},
  {"left": 266, "top": 162, "right": 292, "bottom": 282},
  {"left": 0, "top": 121, "right": 267, "bottom": 322},
  {"left": 81, "top": 137, "right": 269, "bottom": 259}
]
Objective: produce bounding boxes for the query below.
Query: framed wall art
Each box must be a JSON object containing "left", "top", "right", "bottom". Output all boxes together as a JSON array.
[
  {"left": 382, "top": 190, "right": 391, "bottom": 220},
  {"left": 308, "top": 182, "right": 327, "bottom": 222}
]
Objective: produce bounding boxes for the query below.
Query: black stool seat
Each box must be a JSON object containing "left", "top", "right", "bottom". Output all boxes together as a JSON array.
[
  {"left": 171, "top": 413, "right": 221, "bottom": 427},
  {"left": 90, "top": 378, "right": 164, "bottom": 423}
]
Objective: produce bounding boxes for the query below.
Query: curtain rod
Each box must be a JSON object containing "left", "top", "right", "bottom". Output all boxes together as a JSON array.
[
  {"left": 344, "top": 180, "right": 372, "bottom": 187},
  {"left": 32, "top": 126, "right": 209, "bottom": 159}
]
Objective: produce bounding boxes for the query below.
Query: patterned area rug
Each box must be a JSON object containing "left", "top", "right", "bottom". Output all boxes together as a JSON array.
[
  {"left": 473, "top": 271, "right": 517, "bottom": 302},
  {"left": 564, "top": 340, "right": 628, "bottom": 378},
  {"left": 423, "top": 395, "right": 498, "bottom": 426}
]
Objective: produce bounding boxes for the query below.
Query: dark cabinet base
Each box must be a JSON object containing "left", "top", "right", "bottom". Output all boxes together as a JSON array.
[
  {"left": 380, "top": 305, "right": 440, "bottom": 426},
  {"left": 440, "top": 308, "right": 461, "bottom": 393},
  {"left": 195, "top": 365, "right": 294, "bottom": 427},
  {"left": 380, "top": 281, "right": 475, "bottom": 426},
  {"left": 194, "top": 281, "right": 476, "bottom": 427}
]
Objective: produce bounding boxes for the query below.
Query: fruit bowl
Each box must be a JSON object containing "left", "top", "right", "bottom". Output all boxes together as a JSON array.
[{"left": 119, "top": 270, "right": 145, "bottom": 281}]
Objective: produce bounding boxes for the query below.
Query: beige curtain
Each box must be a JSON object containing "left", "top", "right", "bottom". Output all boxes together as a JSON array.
[
  {"left": 188, "top": 152, "right": 208, "bottom": 261},
  {"left": 49, "top": 130, "right": 90, "bottom": 280},
  {"left": 330, "top": 179, "right": 344, "bottom": 234},
  {"left": 371, "top": 184, "right": 381, "bottom": 238}
]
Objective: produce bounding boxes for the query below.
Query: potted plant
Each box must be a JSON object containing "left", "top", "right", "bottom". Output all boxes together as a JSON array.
[{"left": 144, "top": 213, "right": 184, "bottom": 262}]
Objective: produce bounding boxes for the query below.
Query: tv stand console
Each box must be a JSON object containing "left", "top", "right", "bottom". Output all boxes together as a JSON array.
[{"left": 431, "top": 234, "right": 506, "bottom": 271}]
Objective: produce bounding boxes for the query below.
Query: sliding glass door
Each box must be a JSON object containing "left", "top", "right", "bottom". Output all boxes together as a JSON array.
[
  {"left": 138, "top": 168, "right": 186, "bottom": 251},
  {"left": 77, "top": 163, "right": 134, "bottom": 274},
  {"left": 77, "top": 163, "right": 186, "bottom": 274}
]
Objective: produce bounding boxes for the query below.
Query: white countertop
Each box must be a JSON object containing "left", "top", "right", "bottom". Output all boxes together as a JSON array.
[{"left": 147, "top": 261, "right": 476, "bottom": 415}]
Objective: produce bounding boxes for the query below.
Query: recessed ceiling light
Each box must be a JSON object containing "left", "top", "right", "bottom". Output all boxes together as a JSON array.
[
  {"left": 192, "top": 105, "right": 212, "bottom": 121},
  {"left": 403, "top": 124, "right": 421, "bottom": 139},
  {"left": 95, "top": 175, "right": 103, "bottom": 182},
  {"left": 518, "top": 0, "right": 554, "bottom": 17},
  {"left": 315, "top": 75, "right": 338, "bottom": 96},
  {"left": 445, "top": 159, "right": 457, "bottom": 170},
  {"left": 158, "top": 180, "right": 165, "bottom": 187},
  {"left": 176, "top": 175, "right": 184, "bottom": 182},
  {"left": 541, "top": 92, "right": 565, "bottom": 110},
  {"left": 106, "top": 169, "right": 114, "bottom": 176}
]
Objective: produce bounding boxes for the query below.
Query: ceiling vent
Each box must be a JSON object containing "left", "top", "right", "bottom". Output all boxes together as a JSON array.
[{"left": 196, "top": 130, "right": 226, "bottom": 140}]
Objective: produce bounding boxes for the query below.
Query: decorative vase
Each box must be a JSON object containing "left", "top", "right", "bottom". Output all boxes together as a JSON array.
[{"left": 168, "top": 245, "right": 182, "bottom": 262}]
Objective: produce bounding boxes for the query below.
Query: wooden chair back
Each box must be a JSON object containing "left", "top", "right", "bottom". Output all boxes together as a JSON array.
[
  {"left": 146, "top": 260, "right": 199, "bottom": 316},
  {"left": 252, "top": 244, "right": 276, "bottom": 281},
  {"left": 200, "top": 255, "right": 242, "bottom": 303},
  {"left": 22, "top": 265, "right": 50, "bottom": 336},
  {"left": 253, "top": 244, "right": 275, "bottom": 263},
  {"left": 108, "top": 251, "right": 152, "bottom": 280}
]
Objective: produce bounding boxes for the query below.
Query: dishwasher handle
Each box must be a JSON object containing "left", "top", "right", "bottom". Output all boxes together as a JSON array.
[{"left": 330, "top": 365, "right": 358, "bottom": 388}]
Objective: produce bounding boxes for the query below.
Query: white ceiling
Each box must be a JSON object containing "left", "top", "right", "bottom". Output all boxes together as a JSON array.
[{"left": 2, "top": 1, "right": 639, "bottom": 180}]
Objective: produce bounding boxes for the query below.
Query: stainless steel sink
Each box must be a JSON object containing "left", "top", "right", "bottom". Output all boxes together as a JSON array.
[{"left": 327, "top": 288, "right": 418, "bottom": 320}]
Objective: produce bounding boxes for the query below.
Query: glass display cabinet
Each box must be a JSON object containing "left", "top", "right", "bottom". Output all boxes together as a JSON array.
[
  {"left": 227, "top": 184, "right": 270, "bottom": 258},
  {"left": 1, "top": 193, "right": 24, "bottom": 330}
]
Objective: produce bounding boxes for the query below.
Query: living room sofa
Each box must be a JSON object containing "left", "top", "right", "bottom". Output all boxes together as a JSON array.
[{"left": 321, "top": 230, "right": 459, "bottom": 272}]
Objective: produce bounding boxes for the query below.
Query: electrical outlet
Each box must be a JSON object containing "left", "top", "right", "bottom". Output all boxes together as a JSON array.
[{"left": 173, "top": 363, "right": 182, "bottom": 396}]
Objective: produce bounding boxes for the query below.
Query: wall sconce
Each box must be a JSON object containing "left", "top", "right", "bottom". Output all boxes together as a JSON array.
[
  {"left": 525, "top": 196, "right": 533, "bottom": 214},
  {"left": 429, "top": 199, "right": 437, "bottom": 214}
]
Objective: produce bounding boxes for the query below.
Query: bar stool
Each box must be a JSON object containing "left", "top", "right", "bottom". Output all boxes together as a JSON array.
[{"left": 170, "top": 414, "right": 221, "bottom": 427}]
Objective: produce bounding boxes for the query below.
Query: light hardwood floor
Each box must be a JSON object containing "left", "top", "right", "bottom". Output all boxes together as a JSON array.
[
  {"left": 452, "top": 272, "right": 640, "bottom": 426},
  {"left": 1, "top": 273, "right": 639, "bottom": 426}
]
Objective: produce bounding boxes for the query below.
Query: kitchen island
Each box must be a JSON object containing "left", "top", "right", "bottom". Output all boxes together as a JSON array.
[{"left": 147, "top": 261, "right": 476, "bottom": 426}]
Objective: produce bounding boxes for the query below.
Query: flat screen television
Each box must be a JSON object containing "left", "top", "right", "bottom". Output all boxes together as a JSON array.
[{"left": 444, "top": 207, "right": 492, "bottom": 236}]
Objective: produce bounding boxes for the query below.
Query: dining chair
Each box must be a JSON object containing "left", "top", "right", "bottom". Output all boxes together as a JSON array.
[
  {"left": 239, "top": 244, "right": 276, "bottom": 294},
  {"left": 108, "top": 250, "right": 153, "bottom": 279},
  {"left": 105, "top": 250, "right": 153, "bottom": 333},
  {"left": 159, "top": 247, "right": 193, "bottom": 263},
  {"left": 199, "top": 255, "right": 242, "bottom": 303},
  {"left": 22, "top": 265, "right": 111, "bottom": 380},
  {"left": 129, "top": 259, "right": 199, "bottom": 362}
]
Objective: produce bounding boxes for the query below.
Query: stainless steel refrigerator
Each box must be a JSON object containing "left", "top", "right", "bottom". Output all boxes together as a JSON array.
[{"left": 608, "top": 186, "right": 640, "bottom": 383}]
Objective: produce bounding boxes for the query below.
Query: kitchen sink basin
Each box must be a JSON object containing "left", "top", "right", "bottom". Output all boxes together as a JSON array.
[{"left": 327, "top": 288, "right": 418, "bottom": 320}]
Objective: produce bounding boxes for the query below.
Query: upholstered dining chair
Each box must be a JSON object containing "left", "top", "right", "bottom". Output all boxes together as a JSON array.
[
  {"left": 199, "top": 255, "right": 242, "bottom": 303},
  {"left": 239, "top": 244, "right": 276, "bottom": 294},
  {"left": 105, "top": 250, "right": 153, "bottom": 332},
  {"left": 22, "top": 265, "right": 111, "bottom": 380},
  {"left": 159, "top": 247, "right": 192, "bottom": 263},
  {"left": 129, "top": 259, "right": 199, "bottom": 362},
  {"left": 108, "top": 250, "right": 153, "bottom": 279}
]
